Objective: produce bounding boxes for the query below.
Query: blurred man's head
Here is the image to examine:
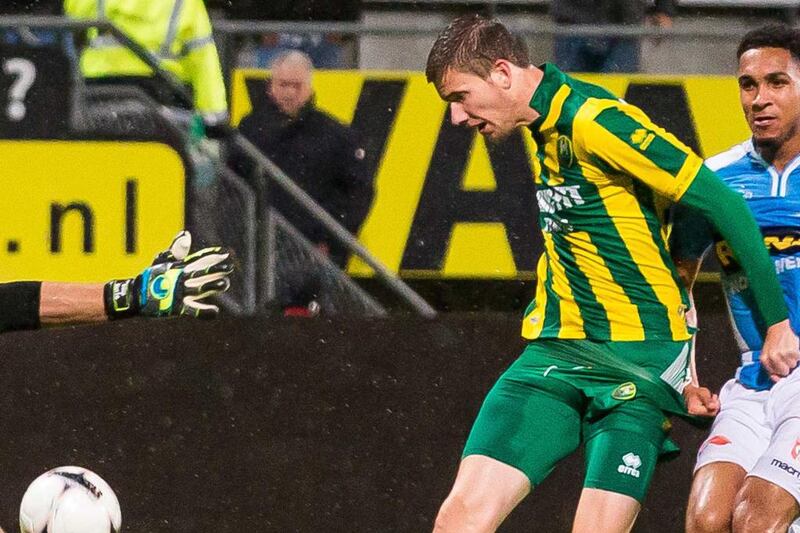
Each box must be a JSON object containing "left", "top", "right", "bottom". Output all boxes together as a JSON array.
[
  {"left": 268, "top": 50, "right": 314, "bottom": 118},
  {"left": 737, "top": 24, "right": 800, "bottom": 154},
  {"left": 426, "top": 14, "right": 535, "bottom": 142}
]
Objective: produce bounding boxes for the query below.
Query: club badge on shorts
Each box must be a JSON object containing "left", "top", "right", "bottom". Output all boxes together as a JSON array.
[{"left": 612, "top": 382, "right": 637, "bottom": 401}]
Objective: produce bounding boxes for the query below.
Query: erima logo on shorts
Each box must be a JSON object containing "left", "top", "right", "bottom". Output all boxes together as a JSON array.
[
  {"left": 771, "top": 458, "right": 800, "bottom": 479},
  {"left": 617, "top": 452, "right": 642, "bottom": 478}
]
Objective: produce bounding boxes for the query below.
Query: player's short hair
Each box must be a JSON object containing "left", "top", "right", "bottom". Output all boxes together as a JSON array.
[
  {"left": 425, "top": 13, "right": 531, "bottom": 87},
  {"left": 737, "top": 23, "right": 800, "bottom": 63}
]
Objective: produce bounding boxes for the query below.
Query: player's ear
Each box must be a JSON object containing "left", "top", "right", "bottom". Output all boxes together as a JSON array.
[{"left": 489, "top": 60, "right": 513, "bottom": 89}]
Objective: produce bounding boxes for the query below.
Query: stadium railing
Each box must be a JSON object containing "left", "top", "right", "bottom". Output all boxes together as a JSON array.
[{"left": 0, "top": 15, "right": 436, "bottom": 318}]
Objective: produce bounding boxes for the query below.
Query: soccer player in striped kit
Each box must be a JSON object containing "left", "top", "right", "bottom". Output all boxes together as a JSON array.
[{"left": 426, "top": 14, "right": 800, "bottom": 533}]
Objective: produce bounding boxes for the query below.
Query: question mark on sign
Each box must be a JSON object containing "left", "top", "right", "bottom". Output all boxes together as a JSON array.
[{"left": 3, "top": 58, "right": 36, "bottom": 122}]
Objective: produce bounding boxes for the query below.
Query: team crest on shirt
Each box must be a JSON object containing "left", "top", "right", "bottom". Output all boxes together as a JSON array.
[
  {"left": 791, "top": 438, "right": 800, "bottom": 460},
  {"left": 612, "top": 382, "right": 637, "bottom": 401},
  {"left": 556, "top": 135, "right": 574, "bottom": 168}
]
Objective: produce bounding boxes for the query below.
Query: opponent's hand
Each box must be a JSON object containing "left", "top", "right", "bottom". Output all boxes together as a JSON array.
[
  {"left": 105, "top": 231, "right": 234, "bottom": 320},
  {"left": 683, "top": 384, "right": 719, "bottom": 417},
  {"left": 760, "top": 319, "right": 800, "bottom": 382}
]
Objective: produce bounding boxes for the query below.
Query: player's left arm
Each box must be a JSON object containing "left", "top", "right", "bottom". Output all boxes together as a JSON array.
[{"left": 582, "top": 103, "right": 797, "bottom": 380}]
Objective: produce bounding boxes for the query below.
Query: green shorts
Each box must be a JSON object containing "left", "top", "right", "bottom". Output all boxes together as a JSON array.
[{"left": 462, "top": 338, "right": 690, "bottom": 503}]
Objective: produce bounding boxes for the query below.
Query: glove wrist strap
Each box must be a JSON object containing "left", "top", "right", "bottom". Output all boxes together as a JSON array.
[{"left": 104, "top": 278, "right": 140, "bottom": 319}]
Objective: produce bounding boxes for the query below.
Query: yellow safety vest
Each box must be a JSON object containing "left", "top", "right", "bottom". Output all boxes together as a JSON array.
[{"left": 64, "top": 0, "right": 228, "bottom": 124}]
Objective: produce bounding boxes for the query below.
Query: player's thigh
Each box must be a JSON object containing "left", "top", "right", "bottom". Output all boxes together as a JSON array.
[
  {"left": 747, "top": 415, "right": 800, "bottom": 519},
  {"left": 436, "top": 454, "right": 531, "bottom": 532},
  {"left": 685, "top": 462, "right": 747, "bottom": 533},
  {"left": 582, "top": 399, "right": 665, "bottom": 504},
  {"left": 463, "top": 362, "right": 582, "bottom": 488},
  {"left": 733, "top": 475, "right": 800, "bottom": 532}
]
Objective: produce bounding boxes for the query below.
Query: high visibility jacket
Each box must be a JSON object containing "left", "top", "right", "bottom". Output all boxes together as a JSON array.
[{"left": 64, "top": 0, "right": 228, "bottom": 125}]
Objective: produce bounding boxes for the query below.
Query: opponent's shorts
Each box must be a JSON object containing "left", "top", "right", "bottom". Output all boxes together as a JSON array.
[
  {"left": 463, "top": 338, "right": 689, "bottom": 503},
  {"left": 695, "top": 370, "right": 800, "bottom": 505}
]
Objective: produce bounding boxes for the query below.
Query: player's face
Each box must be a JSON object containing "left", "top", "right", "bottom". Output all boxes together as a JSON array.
[
  {"left": 269, "top": 62, "right": 313, "bottom": 118},
  {"left": 738, "top": 47, "right": 800, "bottom": 147},
  {"left": 437, "top": 67, "right": 519, "bottom": 142}
]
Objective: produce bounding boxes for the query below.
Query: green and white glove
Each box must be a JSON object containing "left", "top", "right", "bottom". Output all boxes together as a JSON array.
[{"left": 104, "top": 231, "right": 234, "bottom": 320}]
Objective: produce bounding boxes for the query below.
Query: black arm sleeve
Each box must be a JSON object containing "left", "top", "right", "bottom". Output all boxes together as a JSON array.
[
  {"left": 0, "top": 281, "right": 41, "bottom": 332},
  {"left": 679, "top": 165, "right": 787, "bottom": 326}
]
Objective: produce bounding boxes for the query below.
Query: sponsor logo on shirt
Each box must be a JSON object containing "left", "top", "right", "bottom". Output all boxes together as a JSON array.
[
  {"left": 536, "top": 185, "right": 585, "bottom": 233},
  {"left": 618, "top": 452, "right": 642, "bottom": 478}
]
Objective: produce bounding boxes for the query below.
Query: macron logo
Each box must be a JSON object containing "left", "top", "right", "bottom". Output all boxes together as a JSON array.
[{"left": 617, "top": 453, "right": 642, "bottom": 478}]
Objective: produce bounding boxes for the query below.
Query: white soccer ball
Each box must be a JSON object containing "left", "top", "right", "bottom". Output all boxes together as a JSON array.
[{"left": 19, "top": 466, "right": 122, "bottom": 533}]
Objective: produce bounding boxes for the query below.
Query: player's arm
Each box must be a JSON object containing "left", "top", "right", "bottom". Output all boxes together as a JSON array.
[
  {"left": 0, "top": 231, "right": 234, "bottom": 333},
  {"left": 582, "top": 104, "right": 798, "bottom": 380},
  {"left": 679, "top": 168, "right": 798, "bottom": 381},
  {"left": 670, "top": 204, "right": 719, "bottom": 416},
  {"left": 0, "top": 281, "right": 106, "bottom": 331},
  {"left": 40, "top": 282, "right": 106, "bottom": 325}
]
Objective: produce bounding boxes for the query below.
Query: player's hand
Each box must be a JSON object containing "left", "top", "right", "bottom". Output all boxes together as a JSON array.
[
  {"left": 683, "top": 384, "right": 719, "bottom": 417},
  {"left": 105, "top": 231, "right": 234, "bottom": 320},
  {"left": 760, "top": 319, "right": 800, "bottom": 382}
]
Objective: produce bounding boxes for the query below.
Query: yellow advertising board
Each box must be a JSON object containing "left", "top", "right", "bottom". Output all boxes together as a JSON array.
[
  {"left": 0, "top": 141, "right": 185, "bottom": 282},
  {"left": 232, "top": 69, "right": 749, "bottom": 279}
]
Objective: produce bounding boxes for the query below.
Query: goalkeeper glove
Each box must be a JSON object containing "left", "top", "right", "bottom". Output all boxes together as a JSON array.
[{"left": 104, "top": 231, "right": 234, "bottom": 320}]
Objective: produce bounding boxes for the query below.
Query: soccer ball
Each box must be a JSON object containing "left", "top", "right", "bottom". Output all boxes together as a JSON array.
[{"left": 19, "top": 466, "right": 121, "bottom": 533}]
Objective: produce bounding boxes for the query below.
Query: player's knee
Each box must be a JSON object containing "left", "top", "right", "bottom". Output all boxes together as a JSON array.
[
  {"left": 731, "top": 496, "right": 785, "bottom": 533},
  {"left": 433, "top": 490, "right": 500, "bottom": 533},
  {"left": 685, "top": 501, "right": 732, "bottom": 533}
]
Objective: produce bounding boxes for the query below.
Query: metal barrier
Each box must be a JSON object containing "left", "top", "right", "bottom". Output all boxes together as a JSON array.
[{"left": 0, "top": 15, "right": 436, "bottom": 317}]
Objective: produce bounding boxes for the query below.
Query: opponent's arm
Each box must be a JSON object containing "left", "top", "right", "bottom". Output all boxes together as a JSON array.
[
  {"left": 673, "top": 256, "right": 720, "bottom": 416},
  {"left": 670, "top": 206, "right": 719, "bottom": 416}
]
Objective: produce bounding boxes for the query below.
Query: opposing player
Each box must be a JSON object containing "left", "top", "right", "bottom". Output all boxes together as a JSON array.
[
  {"left": 676, "top": 24, "right": 800, "bottom": 533},
  {"left": 0, "top": 230, "right": 233, "bottom": 332},
  {"left": 426, "top": 14, "right": 800, "bottom": 533}
]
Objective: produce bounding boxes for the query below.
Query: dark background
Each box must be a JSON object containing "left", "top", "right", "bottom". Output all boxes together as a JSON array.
[{"left": 0, "top": 283, "right": 733, "bottom": 532}]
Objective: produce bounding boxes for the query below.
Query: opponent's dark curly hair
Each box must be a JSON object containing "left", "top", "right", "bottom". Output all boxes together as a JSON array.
[{"left": 737, "top": 23, "right": 800, "bottom": 62}]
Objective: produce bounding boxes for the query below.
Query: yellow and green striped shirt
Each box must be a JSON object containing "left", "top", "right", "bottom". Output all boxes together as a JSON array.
[{"left": 523, "top": 64, "right": 701, "bottom": 342}]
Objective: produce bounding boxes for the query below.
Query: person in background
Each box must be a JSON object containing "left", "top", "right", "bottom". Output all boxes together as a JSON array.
[
  {"left": 63, "top": 0, "right": 228, "bottom": 136},
  {"left": 231, "top": 50, "right": 373, "bottom": 315},
  {"left": 550, "top": 0, "right": 675, "bottom": 73}
]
